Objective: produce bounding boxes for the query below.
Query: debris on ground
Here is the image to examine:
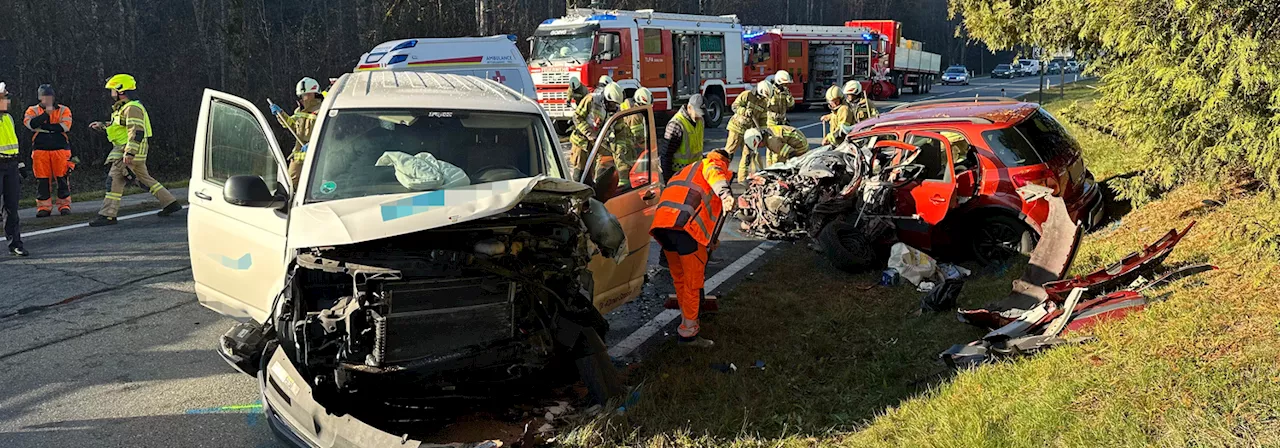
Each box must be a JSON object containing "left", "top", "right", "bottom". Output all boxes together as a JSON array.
[
  {"left": 920, "top": 279, "right": 964, "bottom": 312},
  {"left": 710, "top": 362, "right": 738, "bottom": 373},
  {"left": 887, "top": 242, "right": 938, "bottom": 287},
  {"left": 941, "top": 219, "right": 1213, "bottom": 367}
]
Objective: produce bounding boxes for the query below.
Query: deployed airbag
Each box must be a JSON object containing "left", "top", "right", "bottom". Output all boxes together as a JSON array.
[
  {"left": 583, "top": 198, "right": 627, "bottom": 264},
  {"left": 375, "top": 151, "right": 471, "bottom": 191}
]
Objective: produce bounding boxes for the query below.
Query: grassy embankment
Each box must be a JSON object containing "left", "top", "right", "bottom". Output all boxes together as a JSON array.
[{"left": 559, "top": 83, "right": 1280, "bottom": 447}]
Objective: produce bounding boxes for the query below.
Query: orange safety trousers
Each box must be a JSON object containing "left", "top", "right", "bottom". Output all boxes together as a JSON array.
[
  {"left": 664, "top": 246, "right": 708, "bottom": 338},
  {"left": 32, "top": 149, "right": 72, "bottom": 212}
]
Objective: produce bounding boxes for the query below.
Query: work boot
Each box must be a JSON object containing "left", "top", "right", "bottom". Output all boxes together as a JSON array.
[
  {"left": 678, "top": 336, "right": 715, "bottom": 349},
  {"left": 89, "top": 215, "right": 118, "bottom": 227},
  {"left": 35, "top": 210, "right": 51, "bottom": 218},
  {"left": 59, "top": 207, "right": 71, "bottom": 216},
  {"left": 10, "top": 247, "right": 29, "bottom": 257},
  {"left": 157, "top": 201, "right": 183, "bottom": 217}
]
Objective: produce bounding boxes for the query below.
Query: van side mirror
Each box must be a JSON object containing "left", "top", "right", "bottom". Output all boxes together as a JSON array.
[{"left": 224, "top": 175, "right": 287, "bottom": 209}]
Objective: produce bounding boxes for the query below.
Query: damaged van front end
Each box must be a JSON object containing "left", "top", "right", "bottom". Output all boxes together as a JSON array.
[{"left": 219, "top": 178, "right": 626, "bottom": 447}]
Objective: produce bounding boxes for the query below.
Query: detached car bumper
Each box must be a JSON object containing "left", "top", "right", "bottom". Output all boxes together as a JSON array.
[
  {"left": 1068, "top": 172, "right": 1106, "bottom": 230},
  {"left": 261, "top": 348, "right": 426, "bottom": 448}
]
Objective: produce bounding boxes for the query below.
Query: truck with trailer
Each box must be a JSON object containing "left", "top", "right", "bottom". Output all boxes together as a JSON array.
[
  {"left": 843, "top": 20, "right": 942, "bottom": 99},
  {"left": 742, "top": 24, "right": 881, "bottom": 105},
  {"left": 528, "top": 8, "right": 751, "bottom": 131}
]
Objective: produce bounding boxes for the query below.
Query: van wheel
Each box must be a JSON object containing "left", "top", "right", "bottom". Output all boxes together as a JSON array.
[
  {"left": 817, "top": 220, "right": 877, "bottom": 273},
  {"left": 554, "top": 120, "right": 572, "bottom": 137},
  {"left": 704, "top": 93, "right": 725, "bottom": 129},
  {"left": 575, "top": 328, "right": 624, "bottom": 406},
  {"left": 970, "top": 214, "right": 1036, "bottom": 265}
]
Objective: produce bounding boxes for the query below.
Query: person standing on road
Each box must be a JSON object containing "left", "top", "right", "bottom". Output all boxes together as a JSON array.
[
  {"left": 822, "top": 82, "right": 872, "bottom": 146},
  {"left": 272, "top": 77, "right": 323, "bottom": 190},
  {"left": 727, "top": 80, "right": 773, "bottom": 183},
  {"left": 566, "top": 76, "right": 590, "bottom": 108},
  {"left": 569, "top": 82, "right": 624, "bottom": 180},
  {"left": 766, "top": 70, "right": 795, "bottom": 127},
  {"left": 649, "top": 148, "right": 735, "bottom": 348},
  {"left": 23, "top": 84, "right": 75, "bottom": 217},
  {"left": 745, "top": 125, "right": 809, "bottom": 167},
  {"left": 660, "top": 94, "right": 705, "bottom": 183},
  {"left": 0, "top": 83, "right": 30, "bottom": 256},
  {"left": 88, "top": 74, "right": 181, "bottom": 227}
]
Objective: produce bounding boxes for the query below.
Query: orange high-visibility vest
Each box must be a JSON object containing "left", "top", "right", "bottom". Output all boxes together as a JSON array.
[
  {"left": 650, "top": 152, "right": 731, "bottom": 247},
  {"left": 23, "top": 104, "right": 72, "bottom": 150}
]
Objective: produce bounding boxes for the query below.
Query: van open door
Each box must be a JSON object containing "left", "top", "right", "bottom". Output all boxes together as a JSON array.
[
  {"left": 578, "top": 106, "right": 662, "bottom": 314},
  {"left": 187, "top": 89, "right": 292, "bottom": 323}
]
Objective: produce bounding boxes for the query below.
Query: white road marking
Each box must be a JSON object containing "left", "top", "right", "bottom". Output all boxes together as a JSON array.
[
  {"left": 608, "top": 240, "right": 778, "bottom": 359},
  {"left": 1, "top": 205, "right": 190, "bottom": 242}
]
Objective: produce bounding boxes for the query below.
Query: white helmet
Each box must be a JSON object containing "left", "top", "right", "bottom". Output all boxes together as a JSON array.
[
  {"left": 755, "top": 80, "right": 776, "bottom": 98},
  {"left": 603, "top": 83, "right": 625, "bottom": 104},
  {"left": 569, "top": 76, "right": 583, "bottom": 89},
  {"left": 744, "top": 128, "right": 765, "bottom": 150},
  {"left": 597, "top": 75, "right": 614, "bottom": 88},
  {"left": 633, "top": 87, "right": 653, "bottom": 106},
  {"left": 825, "top": 85, "right": 843, "bottom": 103},
  {"left": 843, "top": 80, "right": 863, "bottom": 96},
  {"left": 775, "top": 70, "right": 793, "bottom": 84},
  {"left": 296, "top": 77, "right": 321, "bottom": 97},
  {"left": 765, "top": 75, "right": 775, "bottom": 85}
]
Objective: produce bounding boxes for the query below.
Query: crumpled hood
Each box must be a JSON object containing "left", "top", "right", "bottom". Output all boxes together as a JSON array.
[{"left": 287, "top": 176, "right": 592, "bottom": 249}]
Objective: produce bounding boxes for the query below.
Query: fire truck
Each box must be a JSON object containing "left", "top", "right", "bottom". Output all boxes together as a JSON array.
[
  {"left": 743, "top": 21, "right": 941, "bottom": 102},
  {"left": 844, "top": 20, "right": 941, "bottom": 99},
  {"left": 528, "top": 9, "right": 751, "bottom": 130}
]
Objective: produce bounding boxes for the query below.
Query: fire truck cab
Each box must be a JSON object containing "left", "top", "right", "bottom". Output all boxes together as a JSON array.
[
  {"left": 742, "top": 25, "right": 889, "bottom": 104},
  {"left": 529, "top": 9, "right": 750, "bottom": 130}
]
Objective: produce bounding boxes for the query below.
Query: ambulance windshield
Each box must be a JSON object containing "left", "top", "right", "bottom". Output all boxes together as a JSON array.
[{"left": 306, "top": 109, "right": 562, "bottom": 202}]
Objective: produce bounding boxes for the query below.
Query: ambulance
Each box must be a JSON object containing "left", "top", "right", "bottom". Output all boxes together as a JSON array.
[
  {"left": 529, "top": 9, "right": 752, "bottom": 129},
  {"left": 356, "top": 35, "right": 537, "bottom": 99}
]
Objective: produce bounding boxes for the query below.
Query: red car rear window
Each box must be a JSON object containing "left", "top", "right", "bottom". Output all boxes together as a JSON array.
[{"left": 981, "top": 108, "right": 1081, "bottom": 167}]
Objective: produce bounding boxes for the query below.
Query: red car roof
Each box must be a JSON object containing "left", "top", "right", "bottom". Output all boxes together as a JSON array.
[{"left": 855, "top": 101, "right": 1041, "bottom": 131}]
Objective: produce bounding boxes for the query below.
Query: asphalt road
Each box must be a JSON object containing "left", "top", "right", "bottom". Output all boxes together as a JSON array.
[{"left": 0, "top": 73, "right": 1078, "bottom": 447}]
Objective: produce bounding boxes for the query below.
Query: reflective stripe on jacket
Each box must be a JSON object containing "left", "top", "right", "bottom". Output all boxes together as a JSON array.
[
  {"left": 650, "top": 151, "right": 732, "bottom": 247},
  {"left": 23, "top": 104, "right": 72, "bottom": 150},
  {"left": 0, "top": 114, "right": 19, "bottom": 156},
  {"left": 764, "top": 125, "right": 808, "bottom": 163},
  {"left": 670, "top": 111, "right": 703, "bottom": 170},
  {"left": 767, "top": 87, "right": 794, "bottom": 126},
  {"left": 727, "top": 91, "right": 767, "bottom": 134},
  {"left": 570, "top": 93, "right": 609, "bottom": 149}
]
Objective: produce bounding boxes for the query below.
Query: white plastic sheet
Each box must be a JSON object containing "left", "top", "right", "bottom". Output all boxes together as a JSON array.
[
  {"left": 375, "top": 151, "right": 470, "bottom": 191},
  {"left": 886, "top": 242, "right": 938, "bottom": 286}
]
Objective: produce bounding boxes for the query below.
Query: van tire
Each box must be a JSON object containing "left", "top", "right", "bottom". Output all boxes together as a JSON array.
[
  {"left": 575, "top": 328, "right": 624, "bottom": 406},
  {"left": 554, "top": 120, "right": 572, "bottom": 137},
  {"left": 704, "top": 93, "right": 725, "bottom": 129}
]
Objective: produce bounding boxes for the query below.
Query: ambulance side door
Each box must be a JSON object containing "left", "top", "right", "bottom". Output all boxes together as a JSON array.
[
  {"left": 579, "top": 106, "right": 662, "bottom": 314},
  {"left": 187, "top": 89, "right": 292, "bottom": 323}
]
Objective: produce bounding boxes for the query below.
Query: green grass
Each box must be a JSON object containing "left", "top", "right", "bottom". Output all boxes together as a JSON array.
[
  {"left": 559, "top": 83, "right": 1280, "bottom": 447},
  {"left": 17, "top": 178, "right": 188, "bottom": 208}
]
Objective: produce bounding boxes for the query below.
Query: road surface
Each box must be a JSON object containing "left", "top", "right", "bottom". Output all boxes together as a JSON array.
[{"left": 0, "top": 74, "right": 1077, "bottom": 447}]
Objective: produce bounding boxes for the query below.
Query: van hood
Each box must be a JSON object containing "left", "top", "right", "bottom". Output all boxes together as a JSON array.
[{"left": 287, "top": 176, "right": 592, "bottom": 249}]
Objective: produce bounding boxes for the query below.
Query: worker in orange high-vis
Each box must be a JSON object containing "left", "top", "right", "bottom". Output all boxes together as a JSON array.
[
  {"left": 23, "top": 84, "right": 75, "bottom": 217},
  {"left": 649, "top": 148, "right": 736, "bottom": 348}
]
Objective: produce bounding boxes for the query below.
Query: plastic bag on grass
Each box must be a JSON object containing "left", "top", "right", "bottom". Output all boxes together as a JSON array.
[{"left": 887, "top": 242, "right": 938, "bottom": 286}]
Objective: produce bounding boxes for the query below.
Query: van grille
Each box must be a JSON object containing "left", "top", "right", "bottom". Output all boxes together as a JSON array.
[{"left": 375, "top": 277, "right": 515, "bottom": 364}]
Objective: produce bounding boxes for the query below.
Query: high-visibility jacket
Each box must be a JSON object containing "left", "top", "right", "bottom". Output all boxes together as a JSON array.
[
  {"left": 567, "top": 83, "right": 590, "bottom": 106},
  {"left": 570, "top": 93, "right": 609, "bottom": 149},
  {"left": 763, "top": 125, "right": 809, "bottom": 165},
  {"left": 279, "top": 99, "right": 320, "bottom": 161},
  {"left": 727, "top": 90, "right": 767, "bottom": 135},
  {"left": 23, "top": 104, "right": 72, "bottom": 150},
  {"left": 650, "top": 151, "right": 733, "bottom": 247},
  {"left": 825, "top": 104, "right": 856, "bottom": 145},
  {"left": 0, "top": 114, "right": 19, "bottom": 156},
  {"left": 663, "top": 109, "right": 704, "bottom": 175},
  {"left": 766, "top": 86, "right": 794, "bottom": 126},
  {"left": 107, "top": 100, "right": 152, "bottom": 161}
]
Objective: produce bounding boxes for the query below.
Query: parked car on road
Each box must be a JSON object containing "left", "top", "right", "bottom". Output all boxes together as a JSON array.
[
  {"left": 1066, "top": 60, "right": 1080, "bottom": 73},
  {"left": 1047, "top": 60, "right": 1064, "bottom": 74},
  {"left": 991, "top": 64, "right": 1017, "bottom": 79},
  {"left": 188, "top": 70, "right": 665, "bottom": 447},
  {"left": 836, "top": 97, "right": 1105, "bottom": 264},
  {"left": 941, "top": 66, "right": 970, "bottom": 85}
]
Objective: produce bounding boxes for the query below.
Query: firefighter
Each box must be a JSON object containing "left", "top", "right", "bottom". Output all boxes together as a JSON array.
[
  {"left": 88, "top": 74, "right": 181, "bottom": 227},
  {"left": 23, "top": 84, "right": 75, "bottom": 216},
  {"left": 613, "top": 87, "right": 653, "bottom": 187},
  {"left": 649, "top": 148, "right": 735, "bottom": 348},
  {"left": 569, "top": 82, "right": 625, "bottom": 180},
  {"left": 566, "top": 76, "right": 590, "bottom": 107},
  {"left": 272, "top": 77, "right": 323, "bottom": 189},
  {"left": 844, "top": 80, "right": 876, "bottom": 123},
  {"left": 726, "top": 80, "right": 773, "bottom": 183},
  {"left": 821, "top": 82, "right": 872, "bottom": 146},
  {"left": 766, "top": 70, "right": 795, "bottom": 126},
  {"left": 597, "top": 75, "right": 614, "bottom": 89},
  {"left": 661, "top": 94, "right": 705, "bottom": 183},
  {"left": 745, "top": 125, "right": 809, "bottom": 167},
  {"left": 0, "top": 83, "right": 30, "bottom": 256}
]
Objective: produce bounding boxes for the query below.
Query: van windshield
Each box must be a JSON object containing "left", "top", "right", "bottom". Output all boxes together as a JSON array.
[
  {"left": 532, "top": 34, "right": 594, "bottom": 63},
  {"left": 306, "top": 109, "right": 561, "bottom": 202}
]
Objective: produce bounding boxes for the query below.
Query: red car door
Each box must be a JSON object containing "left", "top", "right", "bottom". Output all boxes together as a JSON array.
[{"left": 896, "top": 131, "right": 957, "bottom": 225}]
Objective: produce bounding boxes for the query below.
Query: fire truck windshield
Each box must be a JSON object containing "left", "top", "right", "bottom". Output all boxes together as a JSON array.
[{"left": 532, "top": 34, "right": 595, "bottom": 64}]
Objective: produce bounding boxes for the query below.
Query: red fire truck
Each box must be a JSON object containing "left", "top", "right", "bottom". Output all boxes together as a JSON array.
[
  {"left": 743, "top": 22, "right": 940, "bottom": 102},
  {"left": 528, "top": 9, "right": 751, "bottom": 131},
  {"left": 844, "top": 20, "right": 941, "bottom": 98}
]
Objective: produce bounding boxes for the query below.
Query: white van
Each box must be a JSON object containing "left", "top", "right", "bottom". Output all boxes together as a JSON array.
[
  {"left": 356, "top": 35, "right": 537, "bottom": 99},
  {"left": 1016, "top": 59, "right": 1042, "bottom": 76}
]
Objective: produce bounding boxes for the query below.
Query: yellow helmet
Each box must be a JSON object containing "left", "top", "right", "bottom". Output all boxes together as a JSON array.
[
  {"left": 105, "top": 74, "right": 137, "bottom": 92},
  {"left": 825, "top": 85, "right": 842, "bottom": 103}
]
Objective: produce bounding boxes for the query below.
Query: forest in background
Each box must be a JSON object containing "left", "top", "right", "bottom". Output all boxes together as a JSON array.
[{"left": 0, "top": 0, "right": 1006, "bottom": 184}]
